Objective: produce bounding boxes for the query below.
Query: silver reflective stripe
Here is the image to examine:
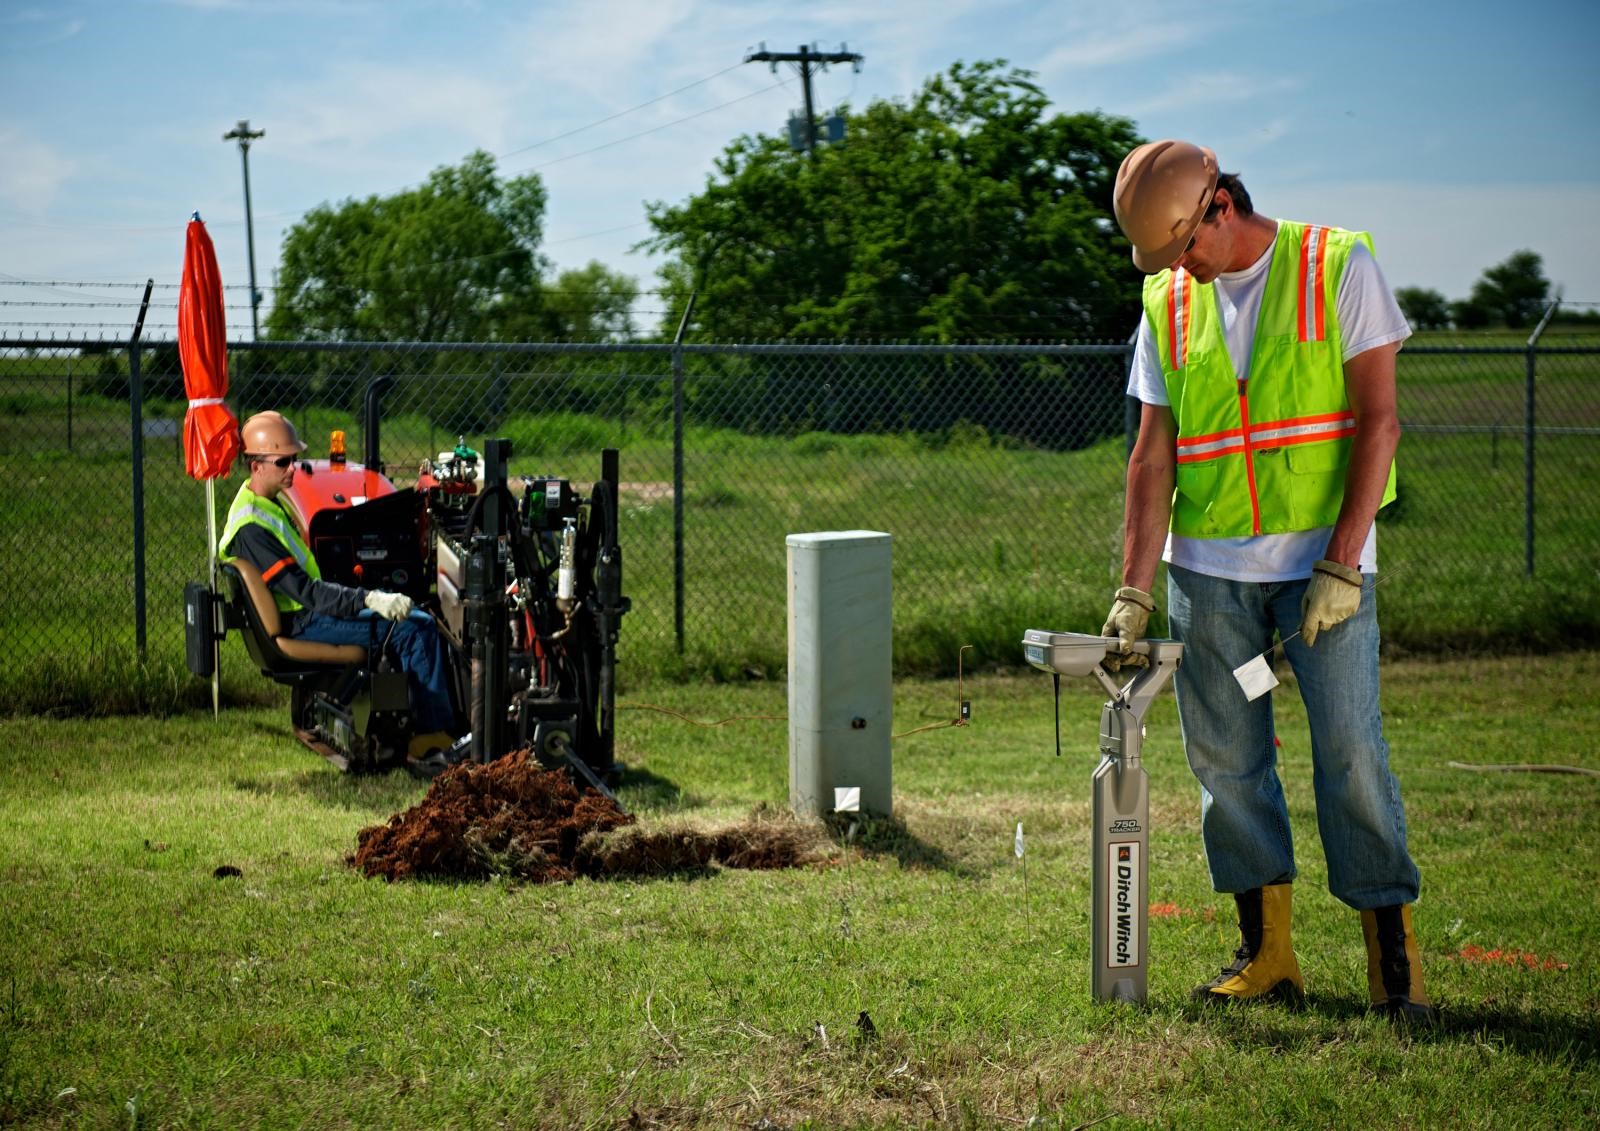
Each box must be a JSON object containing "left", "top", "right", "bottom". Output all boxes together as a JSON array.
[
  {"left": 1250, "top": 415, "right": 1356, "bottom": 445},
  {"left": 1301, "top": 226, "right": 1324, "bottom": 341},
  {"left": 236, "top": 502, "right": 313, "bottom": 573},
  {"left": 1178, "top": 434, "right": 1245, "bottom": 458}
]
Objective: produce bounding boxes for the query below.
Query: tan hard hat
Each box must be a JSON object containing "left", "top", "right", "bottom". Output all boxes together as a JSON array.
[
  {"left": 240, "top": 411, "right": 307, "bottom": 457},
  {"left": 1114, "top": 140, "right": 1220, "bottom": 274}
]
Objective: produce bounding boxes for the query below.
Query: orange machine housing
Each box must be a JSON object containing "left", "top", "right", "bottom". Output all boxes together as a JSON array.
[{"left": 276, "top": 434, "right": 431, "bottom": 599}]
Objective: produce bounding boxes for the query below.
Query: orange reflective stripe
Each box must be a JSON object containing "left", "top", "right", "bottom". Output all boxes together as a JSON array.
[
  {"left": 1236, "top": 381, "right": 1262, "bottom": 534},
  {"left": 260, "top": 556, "right": 295, "bottom": 584},
  {"left": 1167, "top": 269, "right": 1192, "bottom": 369},
  {"left": 1299, "top": 225, "right": 1328, "bottom": 342}
]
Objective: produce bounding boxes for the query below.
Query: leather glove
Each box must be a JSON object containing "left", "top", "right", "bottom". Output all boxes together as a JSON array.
[
  {"left": 1299, "top": 559, "right": 1363, "bottom": 647},
  {"left": 364, "top": 590, "right": 414, "bottom": 622},
  {"left": 1101, "top": 586, "right": 1155, "bottom": 671}
]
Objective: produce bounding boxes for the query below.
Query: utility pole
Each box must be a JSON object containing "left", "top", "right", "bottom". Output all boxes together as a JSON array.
[
  {"left": 743, "top": 43, "right": 863, "bottom": 159},
  {"left": 222, "top": 119, "right": 265, "bottom": 339}
]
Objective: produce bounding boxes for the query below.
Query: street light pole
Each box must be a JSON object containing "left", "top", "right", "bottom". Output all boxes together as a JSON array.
[{"left": 222, "top": 119, "right": 265, "bottom": 340}]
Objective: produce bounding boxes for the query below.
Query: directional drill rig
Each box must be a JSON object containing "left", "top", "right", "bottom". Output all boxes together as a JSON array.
[{"left": 187, "top": 378, "right": 629, "bottom": 793}]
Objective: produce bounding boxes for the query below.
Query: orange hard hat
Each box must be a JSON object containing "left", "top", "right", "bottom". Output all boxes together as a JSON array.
[
  {"left": 240, "top": 411, "right": 307, "bottom": 458},
  {"left": 1113, "top": 140, "right": 1219, "bottom": 274}
]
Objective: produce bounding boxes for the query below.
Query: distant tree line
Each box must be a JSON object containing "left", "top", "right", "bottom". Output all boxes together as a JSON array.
[{"left": 1395, "top": 250, "right": 1582, "bottom": 331}]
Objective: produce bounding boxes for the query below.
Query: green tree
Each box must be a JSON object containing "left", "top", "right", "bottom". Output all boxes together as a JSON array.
[
  {"left": 1394, "top": 286, "right": 1450, "bottom": 331},
  {"left": 642, "top": 60, "right": 1145, "bottom": 342},
  {"left": 267, "top": 151, "right": 553, "bottom": 342},
  {"left": 1469, "top": 249, "right": 1550, "bottom": 329},
  {"left": 545, "top": 261, "right": 639, "bottom": 341},
  {"left": 1450, "top": 299, "right": 1490, "bottom": 330}
]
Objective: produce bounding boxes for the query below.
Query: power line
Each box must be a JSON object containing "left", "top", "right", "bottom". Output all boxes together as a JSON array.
[
  {"left": 496, "top": 62, "right": 747, "bottom": 161},
  {"left": 517, "top": 79, "right": 787, "bottom": 172},
  {"left": 546, "top": 220, "right": 652, "bottom": 246}
]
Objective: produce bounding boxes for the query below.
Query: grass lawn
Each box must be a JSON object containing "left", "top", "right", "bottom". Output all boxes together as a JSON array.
[{"left": 2, "top": 653, "right": 1597, "bottom": 1128}]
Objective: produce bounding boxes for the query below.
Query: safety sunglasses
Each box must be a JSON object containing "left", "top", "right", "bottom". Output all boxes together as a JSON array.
[
  {"left": 252, "top": 454, "right": 295, "bottom": 469},
  {"left": 1182, "top": 193, "right": 1226, "bottom": 258}
]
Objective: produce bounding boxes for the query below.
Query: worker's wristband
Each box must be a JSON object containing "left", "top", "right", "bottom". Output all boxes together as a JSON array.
[
  {"left": 1311, "top": 559, "right": 1363, "bottom": 587},
  {"left": 1113, "top": 585, "right": 1156, "bottom": 612}
]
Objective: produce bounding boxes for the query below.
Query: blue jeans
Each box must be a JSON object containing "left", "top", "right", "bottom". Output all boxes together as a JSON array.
[
  {"left": 1167, "top": 564, "right": 1419, "bottom": 910},
  {"left": 294, "top": 609, "right": 456, "bottom": 735}
]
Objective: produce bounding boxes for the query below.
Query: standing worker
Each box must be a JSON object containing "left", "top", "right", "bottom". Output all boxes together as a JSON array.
[
  {"left": 219, "top": 411, "right": 457, "bottom": 764},
  {"left": 1104, "top": 140, "right": 1435, "bottom": 1023}
]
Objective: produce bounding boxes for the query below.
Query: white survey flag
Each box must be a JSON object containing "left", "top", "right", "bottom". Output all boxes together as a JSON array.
[
  {"left": 1232, "top": 653, "right": 1280, "bottom": 701},
  {"left": 834, "top": 786, "right": 860, "bottom": 813},
  {"left": 1014, "top": 821, "right": 1025, "bottom": 858}
]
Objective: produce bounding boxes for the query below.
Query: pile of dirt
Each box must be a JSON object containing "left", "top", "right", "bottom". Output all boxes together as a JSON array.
[
  {"left": 353, "top": 750, "right": 632, "bottom": 882},
  {"left": 352, "top": 750, "right": 831, "bottom": 883},
  {"left": 581, "top": 813, "right": 831, "bottom": 877}
]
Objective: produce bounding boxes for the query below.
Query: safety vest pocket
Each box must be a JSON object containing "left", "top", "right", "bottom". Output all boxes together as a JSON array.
[
  {"left": 1284, "top": 439, "right": 1349, "bottom": 475},
  {"left": 1283, "top": 439, "right": 1349, "bottom": 528},
  {"left": 1174, "top": 460, "right": 1220, "bottom": 512}
]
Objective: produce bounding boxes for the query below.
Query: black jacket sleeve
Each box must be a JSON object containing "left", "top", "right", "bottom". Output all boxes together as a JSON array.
[{"left": 228, "top": 524, "right": 369, "bottom": 620}]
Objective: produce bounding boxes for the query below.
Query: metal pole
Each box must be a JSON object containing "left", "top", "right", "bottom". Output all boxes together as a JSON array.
[
  {"left": 671, "top": 293, "right": 697, "bottom": 655},
  {"left": 129, "top": 280, "right": 154, "bottom": 659},
  {"left": 223, "top": 120, "right": 265, "bottom": 340},
  {"left": 208, "top": 478, "right": 219, "bottom": 717},
  {"left": 1123, "top": 329, "right": 1139, "bottom": 458},
  {"left": 742, "top": 43, "right": 862, "bottom": 158},
  {"left": 1523, "top": 298, "right": 1560, "bottom": 576},
  {"left": 799, "top": 46, "right": 817, "bottom": 158}
]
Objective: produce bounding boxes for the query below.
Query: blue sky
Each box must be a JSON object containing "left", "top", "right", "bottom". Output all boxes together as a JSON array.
[{"left": 2, "top": 0, "right": 1596, "bottom": 340}]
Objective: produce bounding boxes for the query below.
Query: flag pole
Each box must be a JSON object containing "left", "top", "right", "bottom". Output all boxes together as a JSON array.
[{"left": 208, "top": 479, "right": 219, "bottom": 717}]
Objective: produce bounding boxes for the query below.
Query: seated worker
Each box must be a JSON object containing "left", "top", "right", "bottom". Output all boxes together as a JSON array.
[{"left": 219, "top": 410, "right": 456, "bottom": 763}]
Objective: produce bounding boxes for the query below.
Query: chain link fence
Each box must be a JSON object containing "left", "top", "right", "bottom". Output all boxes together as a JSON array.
[{"left": 3, "top": 335, "right": 1597, "bottom": 703}]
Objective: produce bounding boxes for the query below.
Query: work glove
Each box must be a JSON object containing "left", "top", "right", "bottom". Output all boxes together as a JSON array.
[
  {"left": 1101, "top": 585, "right": 1155, "bottom": 672},
  {"left": 1299, "top": 559, "right": 1363, "bottom": 647},
  {"left": 364, "top": 590, "right": 414, "bottom": 622}
]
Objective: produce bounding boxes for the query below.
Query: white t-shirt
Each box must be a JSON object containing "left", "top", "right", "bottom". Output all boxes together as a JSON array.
[{"left": 1128, "top": 229, "right": 1411, "bottom": 582}]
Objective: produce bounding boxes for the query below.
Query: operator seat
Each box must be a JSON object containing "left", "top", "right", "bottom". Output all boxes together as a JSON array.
[{"left": 220, "top": 558, "right": 367, "bottom": 675}]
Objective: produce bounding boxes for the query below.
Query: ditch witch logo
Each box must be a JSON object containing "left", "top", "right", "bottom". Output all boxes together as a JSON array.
[{"left": 1114, "top": 844, "right": 1134, "bottom": 965}]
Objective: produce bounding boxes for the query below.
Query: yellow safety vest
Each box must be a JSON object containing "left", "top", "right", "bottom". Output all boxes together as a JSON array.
[
  {"left": 1143, "top": 220, "right": 1397, "bottom": 538},
  {"left": 218, "top": 483, "right": 321, "bottom": 612}
]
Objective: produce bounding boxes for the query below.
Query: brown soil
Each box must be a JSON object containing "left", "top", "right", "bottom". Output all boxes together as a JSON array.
[{"left": 352, "top": 748, "right": 829, "bottom": 883}]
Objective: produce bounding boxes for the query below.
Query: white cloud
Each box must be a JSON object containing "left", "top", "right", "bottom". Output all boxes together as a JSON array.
[
  {"left": 264, "top": 59, "right": 514, "bottom": 177},
  {"left": 1117, "top": 72, "right": 1304, "bottom": 122},
  {"left": 0, "top": 9, "right": 84, "bottom": 46},
  {"left": 1037, "top": 24, "right": 1192, "bottom": 71},
  {"left": 0, "top": 126, "right": 77, "bottom": 213}
]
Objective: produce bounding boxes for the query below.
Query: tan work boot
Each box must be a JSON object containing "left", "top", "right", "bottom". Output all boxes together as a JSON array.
[
  {"left": 1193, "top": 882, "right": 1306, "bottom": 1006},
  {"left": 1361, "top": 905, "right": 1440, "bottom": 1026}
]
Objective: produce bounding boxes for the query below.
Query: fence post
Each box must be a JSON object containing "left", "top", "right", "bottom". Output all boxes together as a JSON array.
[
  {"left": 1524, "top": 299, "right": 1559, "bottom": 576},
  {"left": 671, "top": 294, "right": 697, "bottom": 655},
  {"left": 1123, "top": 330, "right": 1139, "bottom": 457},
  {"left": 128, "top": 280, "right": 154, "bottom": 658}
]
